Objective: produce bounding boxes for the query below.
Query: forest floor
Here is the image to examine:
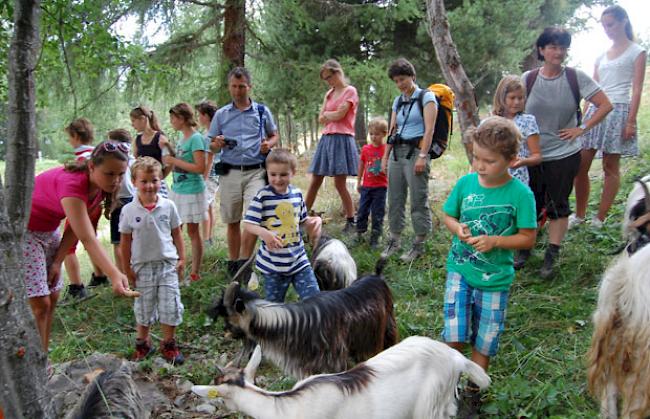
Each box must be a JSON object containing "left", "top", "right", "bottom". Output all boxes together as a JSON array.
[{"left": 46, "top": 75, "right": 650, "bottom": 418}]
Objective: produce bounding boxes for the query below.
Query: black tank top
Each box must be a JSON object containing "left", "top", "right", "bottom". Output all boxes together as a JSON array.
[{"left": 136, "top": 131, "right": 162, "bottom": 163}]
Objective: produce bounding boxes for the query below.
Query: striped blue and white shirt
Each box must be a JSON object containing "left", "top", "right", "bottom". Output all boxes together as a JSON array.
[{"left": 244, "top": 184, "right": 309, "bottom": 275}]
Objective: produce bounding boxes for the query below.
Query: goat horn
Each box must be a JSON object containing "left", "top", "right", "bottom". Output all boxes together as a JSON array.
[
  {"left": 636, "top": 177, "right": 650, "bottom": 216},
  {"left": 231, "top": 252, "right": 256, "bottom": 284},
  {"left": 224, "top": 282, "right": 240, "bottom": 306}
]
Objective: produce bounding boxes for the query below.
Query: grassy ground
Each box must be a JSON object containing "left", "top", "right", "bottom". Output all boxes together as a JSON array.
[{"left": 47, "top": 74, "right": 650, "bottom": 417}]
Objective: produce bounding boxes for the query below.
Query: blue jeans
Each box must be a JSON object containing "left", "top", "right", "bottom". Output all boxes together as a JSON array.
[
  {"left": 356, "top": 186, "right": 387, "bottom": 233},
  {"left": 263, "top": 266, "right": 320, "bottom": 303}
]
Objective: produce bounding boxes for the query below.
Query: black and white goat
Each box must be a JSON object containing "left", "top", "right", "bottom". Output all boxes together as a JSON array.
[
  {"left": 587, "top": 178, "right": 650, "bottom": 418},
  {"left": 66, "top": 367, "right": 146, "bottom": 419},
  {"left": 311, "top": 234, "right": 357, "bottom": 290},
  {"left": 210, "top": 260, "right": 397, "bottom": 378},
  {"left": 193, "top": 336, "right": 490, "bottom": 419}
]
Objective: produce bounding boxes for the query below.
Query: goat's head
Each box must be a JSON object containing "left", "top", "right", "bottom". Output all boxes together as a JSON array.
[
  {"left": 207, "top": 282, "right": 261, "bottom": 338},
  {"left": 192, "top": 346, "right": 262, "bottom": 409},
  {"left": 626, "top": 178, "right": 650, "bottom": 254}
]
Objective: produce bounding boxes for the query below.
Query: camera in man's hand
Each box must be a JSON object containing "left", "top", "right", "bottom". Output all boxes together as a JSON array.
[{"left": 223, "top": 138, "right": 238, "bottom": 149}]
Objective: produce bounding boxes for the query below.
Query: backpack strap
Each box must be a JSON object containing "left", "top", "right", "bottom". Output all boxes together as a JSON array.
[
  {"left": 525, "top": 68, "right": 539, "bottom": 97},
  {"left": 565, "top": 67, "right": 583, "bottom": 125},
  {"left": 257, "top": 103, "right": 266, "bottom": 140}
]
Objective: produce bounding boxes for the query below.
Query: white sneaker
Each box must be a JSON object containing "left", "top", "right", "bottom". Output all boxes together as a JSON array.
[
  {"left": 590, "top": 216, "right": 604, "bottom": 229},
  {"left": 568, "top": 214, "right": 585, "bottom": 229}
]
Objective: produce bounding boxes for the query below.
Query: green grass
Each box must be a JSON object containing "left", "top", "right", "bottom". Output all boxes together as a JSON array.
[{"left": 47, "top": 73, "right": 650, "bottom": 417}]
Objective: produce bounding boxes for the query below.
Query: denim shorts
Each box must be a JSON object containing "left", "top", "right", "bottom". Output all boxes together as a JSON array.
[
  {"left": 263, "top": 265, "right": 320, "bottom": 303},
  {"left": 441, "top": 271, "right": 509, "bottom": 356}
]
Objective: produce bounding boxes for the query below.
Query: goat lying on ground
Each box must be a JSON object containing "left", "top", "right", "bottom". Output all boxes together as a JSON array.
[
  {"left": 193, "top": 336, "right": 490, "bottom": 419},
  {"left": 587, "top": 178, "right": 650, "bottom": 419},
  {"left": 66, "top": 367, "right": 146, "bottom": 419},
  {"left": 210, "top": 259, "right": 397, "bottom": 378},
  {"left": 311, "top": 234, "right": 357, "bottom": 290}
]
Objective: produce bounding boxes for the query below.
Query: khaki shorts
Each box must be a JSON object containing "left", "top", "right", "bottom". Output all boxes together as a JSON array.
[{"left": 219, "top": 168, "right": 266, "bottom": 224}]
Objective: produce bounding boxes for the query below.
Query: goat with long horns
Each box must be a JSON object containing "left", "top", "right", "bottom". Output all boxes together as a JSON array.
[{"left": 209, "top": 257, "right": 397, "bottom": 378}]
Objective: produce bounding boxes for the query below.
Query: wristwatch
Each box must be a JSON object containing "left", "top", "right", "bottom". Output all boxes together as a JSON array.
[
  {"left": 418, "top": 153, "right": 427, "bottom": 159},
  {"left": 579, "top": 123, "right": 588, "bottom": 132}
]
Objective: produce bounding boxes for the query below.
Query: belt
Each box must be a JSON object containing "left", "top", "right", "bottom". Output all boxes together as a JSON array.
[{"left": 224, "top": 162, "right": 265, "bottom": 171}]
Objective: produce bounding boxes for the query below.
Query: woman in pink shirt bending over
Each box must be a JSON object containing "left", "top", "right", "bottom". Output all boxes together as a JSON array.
[
  {"left": 24, "top": 141, "right": 136, "bottom": 353},
  {"left": 305, "top": 59, "right": 360, "bottom": 233}
]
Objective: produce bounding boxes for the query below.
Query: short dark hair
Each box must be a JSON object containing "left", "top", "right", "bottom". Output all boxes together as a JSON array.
[
  {"left": 228, "top": 66, "right": 252, "bottom": 85},
  {"left": 387, "top": 58, "right": 416, "bottom": 80},
  {"left": 195, "top": 101, "right": 218, "bottom": 120},
  {"left": 536, "top": 27, "right": 571, "bottom": 60}
]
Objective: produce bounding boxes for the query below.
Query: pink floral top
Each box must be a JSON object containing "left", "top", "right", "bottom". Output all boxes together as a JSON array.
[{"left": 322, "top": 85, "right": 358, "bottom": 136}]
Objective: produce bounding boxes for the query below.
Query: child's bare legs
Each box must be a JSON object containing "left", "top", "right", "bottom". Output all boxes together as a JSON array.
[
  {"left": 446, "top": 342, "right": 490, "bottom": 371},
  {"left": 186, "top": 223, "right": 203, "bottom": 278},
  {"left": 64, "top": 253, "right": 83, "bottom": 286},
  {"left": 334, "top": 174, "right": 354, "bottom": 218},
  {"left": 136, "top": 324, "right": 150, "bottom": 341},
  {"left": 160, "top": 323, "right": 176, "bottom": 341},
  {"left": 201, "top": 204, "right": 214, "bottom": 242},
  {"left": 305, "top": 174, "right": 325, "bottom": 211},
  {"left": 574, "top": 148, "right": 597, "bottom": 219},
  {"left": 28, "top": 291, "right": 60, "bottom": 352},
  {"left": 596, "top": 153, "right": 621, "bottom": 222}
]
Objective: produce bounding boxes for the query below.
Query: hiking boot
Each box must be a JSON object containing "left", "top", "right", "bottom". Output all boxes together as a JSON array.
[
  {"left": 456, "top": 385, "right": 482, "bottom": 419},
  {"left": 514, "top": 249, "right": 531, "bottom": 270},
  {"left": 540, "top": 245, "right": 560, "bottom": 279},
  {"left": 160, "top": 339, "right": 184, "bottom": 365},
  {"left": 132, "top": 338, "right": 155, "bottom": 361},
  {"left": 88, "top": 273, "right": 108, "bottom": 287},
  {"left": 568, "top": 213, "right": 585, "bottom": 229},
  {"left": 342, "top": 218, "right": 356, "bottom": 234},
  {"left": 400, "top": 241, "right": 425, "bottom": 263},
  {"left": 64, "top": 284, "right": 89, "bottom": 301},
  {"left": 369, "top": 231, "right": 381, "bottom": 249},
  {"left": 381, "top": 237, "right": 401, "bottom": 258}
]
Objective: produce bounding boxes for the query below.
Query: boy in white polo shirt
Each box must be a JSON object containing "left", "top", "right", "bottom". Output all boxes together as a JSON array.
[{"left": 120, "top": 157, "right": 186, "bottom": 364}]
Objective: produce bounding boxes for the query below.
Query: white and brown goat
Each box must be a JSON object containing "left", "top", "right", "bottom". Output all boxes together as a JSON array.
[
  {"left": 194, "top": 336, "right": 490, "bottom": 419},
  {"left": 210, "top": 261, "right": 397, "bottom": 378},
  {"left": 587, "top": 178, "right": 650, "bottom": 418},
  {"left": 311, "top": 234, "right": 357, "bottom": 291}
]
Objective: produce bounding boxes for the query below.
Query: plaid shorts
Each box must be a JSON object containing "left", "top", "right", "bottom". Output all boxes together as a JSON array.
[
  {"left": 133, "top": 260, "right": 184, "bottom": 327},
  {"left": 441, "top": 271, "right": 509, "bottom": 357}
]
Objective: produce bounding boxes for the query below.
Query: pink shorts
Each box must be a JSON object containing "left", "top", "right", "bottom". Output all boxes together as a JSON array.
[{"left": 23, "top": 230, "right": 64, "bottom": 298}]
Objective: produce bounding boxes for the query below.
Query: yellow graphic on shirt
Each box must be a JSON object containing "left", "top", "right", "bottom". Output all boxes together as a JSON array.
[{"left": 264, "top": 201, "right": 300, "bottom": 246}]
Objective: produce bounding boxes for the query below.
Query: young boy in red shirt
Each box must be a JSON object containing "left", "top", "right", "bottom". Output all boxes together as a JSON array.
[{"left": 356, "top": 117, "right": 389, "bottom": 248}]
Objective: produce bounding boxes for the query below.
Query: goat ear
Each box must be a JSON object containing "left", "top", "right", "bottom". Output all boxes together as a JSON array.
[
  {"left": 234, "top": 298, "right": 246, "bottom": 314},
  {"left": 244, "top": 345, "right": 262, "bottom": 382}
]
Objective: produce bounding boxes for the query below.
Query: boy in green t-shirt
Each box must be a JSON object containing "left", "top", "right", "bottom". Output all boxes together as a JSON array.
[{"left": 442, "top": 117, "right": 537, "bottom": 416}]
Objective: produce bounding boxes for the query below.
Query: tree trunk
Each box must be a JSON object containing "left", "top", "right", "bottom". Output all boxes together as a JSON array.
[
  {"left": 310, "top": 115, "right": 316, "bottom": 149},
  {"left": 0, "top": 1, "right": 52, "bottom": 418},
  {"left": 354, "top": 97, "right": 366, "bottom": 148},
  {"left": 426, "top": 0, "right": 478, "bottom": 163},
  {"left": 301, "top": 119, "right": 308, "bottom": 153},
  {"left": 217, "top": 0, "right": 245, "bottom": 105},
  {"left": 285, "top": 109, "right": 294, "bottom": 152}
]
